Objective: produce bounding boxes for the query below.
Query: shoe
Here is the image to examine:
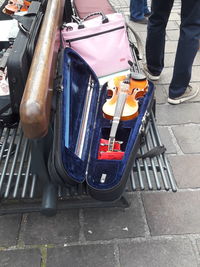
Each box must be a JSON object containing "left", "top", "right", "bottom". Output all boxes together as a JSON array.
[
  {"left": 130, "top": 17, "right": 148, "bottom": 24},
  {"left": 168, "top": 85, "right": 199, "bottom": 105},
  {"left": 144, "top": 12, "right": 151, "bottom": 17},
  {"left": 143, "top": 64, "right": 160, "bottom": 81}
]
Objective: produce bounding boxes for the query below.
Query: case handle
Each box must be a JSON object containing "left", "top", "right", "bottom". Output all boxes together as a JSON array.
[{"left": 78, "top": 12, "right": 109, "bottom": 29}]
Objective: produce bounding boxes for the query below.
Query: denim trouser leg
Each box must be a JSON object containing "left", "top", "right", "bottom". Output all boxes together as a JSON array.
[
  {"left": 169, "top": 0, "right": 200, "bottom": 98},
  {"left": 130, "top": 0, "right": 146, "bottom": 20},
  {"left": 143, "top": 0, "right": 150, "bottom": 15},
  {"left": 146, "top": 0, "right": 174, "bottom": 75}
]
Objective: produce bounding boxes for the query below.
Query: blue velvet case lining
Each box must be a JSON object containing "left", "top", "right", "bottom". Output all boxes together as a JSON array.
[{"left": 61, "top": 48, "right": 154, "bottom": 190}]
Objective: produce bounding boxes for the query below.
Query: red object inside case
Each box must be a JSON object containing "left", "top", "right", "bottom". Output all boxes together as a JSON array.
[{"left": 98, "top": 138, "right": 124, "bottom": 160}]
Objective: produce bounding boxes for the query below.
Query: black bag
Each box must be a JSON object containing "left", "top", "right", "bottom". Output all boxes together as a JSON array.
[
  {"left": 48, "top": 48, "right": 155, "bottom": 201},
  {"left": 0, "top": 95, "right": 18, "bottom": 128},
  {"left": 0, "top": 46, "right": 18, "bottom": 127},
  {"left": 6, "top": 1, "right": 44, "bottom": 116}
]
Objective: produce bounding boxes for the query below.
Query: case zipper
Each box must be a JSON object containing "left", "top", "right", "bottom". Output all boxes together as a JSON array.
[{"left": 65, "top": 26, "right": 124, "bottom": 43}]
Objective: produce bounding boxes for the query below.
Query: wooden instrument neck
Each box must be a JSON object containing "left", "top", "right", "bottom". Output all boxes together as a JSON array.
[{"left": 108, "top": 82, "right": 129, "bottom": 151}]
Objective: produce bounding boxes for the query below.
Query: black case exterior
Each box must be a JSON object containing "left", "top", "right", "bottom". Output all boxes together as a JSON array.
[
  {"left": 49, "top": 48, "right": 155, "bottom": 201},
  {"left": 7, "top": 1, "right": 44, "bottom": 115}
]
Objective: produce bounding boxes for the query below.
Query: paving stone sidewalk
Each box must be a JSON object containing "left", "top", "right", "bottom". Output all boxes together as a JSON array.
[{"left": 0, "top": 0, "right": 200, "bottom": 266}]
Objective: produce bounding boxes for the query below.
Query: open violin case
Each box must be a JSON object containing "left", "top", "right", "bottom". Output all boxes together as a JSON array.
[{"left": 48, "top": 47, "right": 155, "bottom": 201}]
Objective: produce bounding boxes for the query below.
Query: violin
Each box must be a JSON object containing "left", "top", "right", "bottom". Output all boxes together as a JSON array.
[
  {"left": 98, "top": 74, "right": 148, "bottom": 160},
  {"left": 3, "top": 0, "right": 30, "bottom": 15},
  {"left": 102, "top": 74, "right": 148, "bottom": 121}
]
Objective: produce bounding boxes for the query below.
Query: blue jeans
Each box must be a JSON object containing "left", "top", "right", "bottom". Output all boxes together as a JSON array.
[
  {"left": 130, "top": 0, "right": 150, "bottom": 20},
  {"left": 146, "top": 0, "right": 200, "bottom": 98}
]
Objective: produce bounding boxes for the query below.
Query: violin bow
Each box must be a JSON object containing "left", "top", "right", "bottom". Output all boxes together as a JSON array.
[
  {"left": 64, "top": 57, "right": 71, "bottom": 148},
  {"left": 75, "top": 75, "right": 94, "bottom": 159}
]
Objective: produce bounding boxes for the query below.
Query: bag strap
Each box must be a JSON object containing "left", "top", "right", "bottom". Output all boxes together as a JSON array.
[
  {"left": 126, "top": 23, "right": 143, "bottom": 61},
  {"left": 78, "top": 12, "right": 109, "bottom": 29},
  {"left": 136, "top": 145, "right": 166, "bottom": 159},
  {"left": 13, "top": 1, "right": 41, "bottom": 34}
]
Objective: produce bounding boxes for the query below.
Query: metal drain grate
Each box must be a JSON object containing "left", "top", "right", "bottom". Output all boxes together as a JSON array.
[
  {"left": 0, "top": 126, "right": 37, "bottom": 199},
  {"left": 130, "top": 112, "right": 177, "bottom": 192},
  {"left": 0, "top": 112, "right": 177, "bottom": 214}
]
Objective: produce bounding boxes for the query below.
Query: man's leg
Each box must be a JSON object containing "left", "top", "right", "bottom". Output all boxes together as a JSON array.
[
  {"left": 130, "top": 0, "right": 145, "bottom": 20},
  {"left": 169, "top": 0, "right": 200, "bottom": 98},
  {"left": 146, "top": 0, "right": 174, "bottom": 75}
]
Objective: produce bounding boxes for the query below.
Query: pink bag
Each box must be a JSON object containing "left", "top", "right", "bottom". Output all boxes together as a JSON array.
[{"left": 61, "top": 12, "right": 132, "bottom": 77}]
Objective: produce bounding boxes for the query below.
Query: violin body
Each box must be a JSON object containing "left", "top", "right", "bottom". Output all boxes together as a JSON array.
[
  {"left": 99, "top": 74, "right": 148, "bottom": 159},
  {"left": 102, "top": 75, "right": 148, "bottom": 121}
]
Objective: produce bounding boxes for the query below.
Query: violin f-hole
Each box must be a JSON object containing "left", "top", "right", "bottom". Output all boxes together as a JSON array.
[{"left": 107, "top": 88, "right": 113, "bottom": 97}]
